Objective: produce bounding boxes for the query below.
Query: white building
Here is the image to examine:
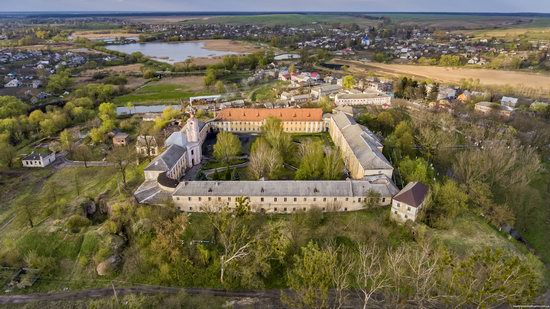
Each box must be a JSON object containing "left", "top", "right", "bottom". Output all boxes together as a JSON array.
[
  {"left": 501, "top": 96, "right": 519, "bottom": 108},
  {"left": 311, "top": 84, "right": 343, "bottom": 99},
  {"left": 334, "top": 91, "right": 391, "bottom": 106},
  {"left": 390, "top": 182, "right": 429, "bottom": 223},
  {"left": 4, "top": 79, "right": 22, "bottom": 88},
  {"left": 22, "top": 152, "right": 56, "bottom": 168},
  {"left": 143, "top": 112, "right": 207, "bottom": 184}
]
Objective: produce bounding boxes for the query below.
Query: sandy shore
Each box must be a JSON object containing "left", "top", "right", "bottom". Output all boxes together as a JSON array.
[{"left": 200, "top": 39, "right": 262, "bottom": 54}]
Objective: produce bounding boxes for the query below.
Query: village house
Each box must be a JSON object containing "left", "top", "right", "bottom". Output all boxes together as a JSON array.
[
  {"left": 4, "top": 79, "right": 22, "bottom": 88},
  {"left": 22, "top": 151, "right": 56, "bottom": 168},
  {"left": 136, "top": 135, "right": 160, "bottom": 157},
  {"left": 112, "top": 132, "right": 129, "bottom": 147},
  {"left": 334, "top": 91, "right": 392, "bottom": 106},
  {"left": 501, "top": 96, "right": 519, "bottom": 108},
  {"left": 475, "top": 101, "right": 515, "bottom": 118},
  {"left": 212, "top": 108, "right": 325, "bottom": 133},
  {"left": 390, "top": 182, "right": 429, "bottom": 223}
]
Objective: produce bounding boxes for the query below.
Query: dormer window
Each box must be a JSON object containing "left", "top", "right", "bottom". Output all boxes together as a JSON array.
[{"left": 208, "top": 188, "right": 213, "bottom": 193}]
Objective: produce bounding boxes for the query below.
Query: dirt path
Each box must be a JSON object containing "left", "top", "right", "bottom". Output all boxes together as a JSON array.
[{"left": 0, "top": 286, "right": 282, "bottom": 305}]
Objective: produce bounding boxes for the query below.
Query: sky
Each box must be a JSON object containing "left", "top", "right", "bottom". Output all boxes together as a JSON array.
[{"left": 1, "top": 0, "right": 549, "bottom": 13}]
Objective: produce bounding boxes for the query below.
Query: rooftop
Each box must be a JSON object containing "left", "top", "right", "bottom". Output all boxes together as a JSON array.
[
  {"left": 216, "top": 108, "right": 323, "bottom": 122},
  {"left": 144, "top": 144, "right": 186, "bottom": 172},
  {"left": 331, "top": 112, "right": 392, "bottom": 172},
  {"left": 393, "top": 182, "right": 429, "bottom": 208},
  {"left": 173, "top": 177, "right": 398, "bottom": 198}
]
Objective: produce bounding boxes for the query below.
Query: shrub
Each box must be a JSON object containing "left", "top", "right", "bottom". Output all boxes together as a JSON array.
[{"left": 66, "top": 215, "right": 91, "bottom": 233}]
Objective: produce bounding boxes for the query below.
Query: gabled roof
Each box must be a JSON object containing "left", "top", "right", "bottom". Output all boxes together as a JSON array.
[
  {"left": 22, "top": 152, "right": 52, "bottom": 161},
  {"left": 331, "top": 112, "right": 392, "bottom": 172},
  {"left": 144, "top": 144, "right": 186, "bottom": 172},
  {"left": 393, "top": 182, "right": 429, "bottom": 208},
  {"left": 216, "top": 108, "right": 323, "bottom": 122}
]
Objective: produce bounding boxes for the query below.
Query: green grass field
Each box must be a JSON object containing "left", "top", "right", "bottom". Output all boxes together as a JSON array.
[
  {"left": 114, "top": 83, "right": 208, "bottom": 105},
  {"left": 183, "top": 14, "right": 380, "bottom": 26}
]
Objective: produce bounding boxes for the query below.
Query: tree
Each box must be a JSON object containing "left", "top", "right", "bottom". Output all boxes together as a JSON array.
[
  {"left": 46, "top": 70, "right": 72, "bottom": 94},
  {"left": 215, "top": 81, "right": 226, "bottom": 94},
  {"left": 322, "top": 148, "right": 344, "bottom": 180},
  {"left": 206, "top": 205, "right": 254, "bottom": 285},
  {"left": 342, "top": 75, "right": 356, "bottom": 90},
  {"left": 356, "top": 244, "right": 390, "bottom": 308},
  {"left": 295, "top": 140, "right": 324, "bottom": 180},
  {"left": 285, "top": 242, "right": 336, "bottom": 309},
  {"left": 0, "top": 141, "right": 16, "bottom": 168},
  {"left": 398, "top": 157, "right": 433, "bottom": 184},
  {"left": 108, "top": 146, "right": 135, "bottom": 190},
  {"left": 376, "top": 111, "right": 395, "bottom": 134},
  {"left": 59, "top": 129, "right": 76, "bottom": 154},
  {"left": 364, "top": 189, "right": 382, "bottom": 209},
  {"left": 213, "top": 132, "right": 241, "bottom": 165},
  {"left": 262, "top": 117, "right": 291, "bottom": 157},
  {"left": 447, "top": 248, "right": 543, "bottom": 307},
  {"left": 73, "top": 144, "right": 92, "bottom": 168},
  {"left": 425, "top": 180, "right": 467, "bottom": 228},
  {"left": 0, "top": 96, "right": 28, "bottom": 119},
  {"left": 318, "top": 96, "right": 333, "bottom": 113},
  {"left": 248, "top": 137, "right": 282, "bottom": 180}
]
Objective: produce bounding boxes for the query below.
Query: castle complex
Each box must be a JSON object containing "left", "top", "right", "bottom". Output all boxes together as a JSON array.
[{"left": 135, "top": 108, "right": 401, "bottom": 214}]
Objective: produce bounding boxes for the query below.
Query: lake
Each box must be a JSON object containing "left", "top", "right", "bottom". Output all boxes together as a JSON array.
[{"left": 106, "top": 41, "right": 240, "bottom": 64}]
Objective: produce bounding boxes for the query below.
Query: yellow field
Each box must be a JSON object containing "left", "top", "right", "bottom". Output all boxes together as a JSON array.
[
  {"left": 71, "top": 30, "right": 141, "bottom": 40},
  {"left": 464, "top": 27, "right": 550, "bottom": 41},
  {"left": 336, "top": 59, "right": 550, "bottom": 93}
]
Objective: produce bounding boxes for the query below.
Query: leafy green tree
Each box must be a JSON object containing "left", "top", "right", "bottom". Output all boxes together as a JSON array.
[
  {"left": 0, "top": 96, "right": 28, "bottom": 119},
  {"left": 215, "top": 80, "right": 226, "bottom": 93},
  {"left": 285, "top": 242, "right": 336, "bottom": 309},
  {"left": 439, "top": 55, "right": 462, "bottom": 67},
  {"left": 342, "top": 75, "right": 356, "bottom": 90},
  {"left": 262, "top": 117, "right": 291, "bottom": 157},
  {"left": 425, "top": 180, "right": 467, "bottom": 228},
  {"left": 0, "top": 141, "right": 17, "bottom": 168},
  {"left": 295, "top": 140, "right": 324, "bottom": 180},
  {"left": 322, "top": 148, "right": 344, "bottom": 180},
  {"left": 318, "top": 96, "right": 333, "bottom": 113},
  {"left": 398, "top": 157, "right": 433, "bottom": 185},
  {"left": 447, "top": 248, "right": 543, "bottom": 307},
  {"left": 46, "top": 70, "right": 72, "bottom": 94},
  {"left": 376, "top": 111, "right": 395, "bottom": 134},
  {"left": 59, "top": 129, "right": 76, "bottom": 154},
  {"left": 213, "top": 132, "right": 241, "bottom": 165}
]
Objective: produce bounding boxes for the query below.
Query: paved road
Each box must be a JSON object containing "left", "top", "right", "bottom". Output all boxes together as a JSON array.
[{"left": 0, "top": 286, "right": 283, "bottom": 305}]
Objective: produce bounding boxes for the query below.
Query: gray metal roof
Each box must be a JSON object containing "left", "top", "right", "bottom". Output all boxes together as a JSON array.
[
  {"left": 332, "top": 112, "right": 392, "bottom": 171},
  {"left": 144, "top": 144, "right": 186, "bottom": 172},
  {"left": 173, "top": 177, "right": 398, "bottom": 198}
]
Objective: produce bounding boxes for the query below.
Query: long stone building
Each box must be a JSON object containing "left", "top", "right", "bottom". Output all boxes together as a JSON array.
[
  {"left": 328, "top": 112, "right": 393, "bottom": 179},
  {"left": 135, "top": 108, "right": 399, "bottom": 214},
  {"left": 335, "top": 91, "right": 391, "bottom": 106},
  {"left": 172, "top": 176, "right": 398, "bottom": 213},
  {"left": 212, "top": 108, "right": 325, "bottom": 133}
]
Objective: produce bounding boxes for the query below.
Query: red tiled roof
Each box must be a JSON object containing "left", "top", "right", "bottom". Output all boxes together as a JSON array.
[{"left": 216, "top": 108, "right": 323, "bottom": 122}]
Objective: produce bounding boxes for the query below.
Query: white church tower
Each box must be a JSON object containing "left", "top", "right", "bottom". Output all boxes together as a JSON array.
[{"left": 185, "top": 109, "right": 202, "bottom": 167}]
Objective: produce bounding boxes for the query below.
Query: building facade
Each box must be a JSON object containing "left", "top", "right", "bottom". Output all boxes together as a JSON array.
[
  {"left": 334, "top": 92, "right": 391, "bottom": 106},
  {"left": 22, "top": 152, "right": 56, "bottom": 167},
  {"left": 212, "top": 108, "right": 325, "bottom": 133},
  {"left": 328, "top": 112, "right": 393, "bottom": 179},
  {"left": 171, "top": 177, "right": 398, "bottom": 213},
  {"left": 390, "top": 182, "right": 429, "bottom": 223}
]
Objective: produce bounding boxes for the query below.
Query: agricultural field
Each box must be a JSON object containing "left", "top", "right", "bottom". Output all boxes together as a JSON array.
[
  {"left": 113, "top": 76, "right": 208, "bottom": 105},
  {"left": 372, "top": 13, "right": 545, "bottom": 29},
  {"left": 70, "top": 30, "right": 141, "bottom": 40},
  {"left": 183, "top": 14, "right": 381, "bottom": 26},
  {"left": 336, "top": 59, "right": 550, "bottom": 94},
  {"left": 464, "top": 27, "right": 550, "bottom": 41}
]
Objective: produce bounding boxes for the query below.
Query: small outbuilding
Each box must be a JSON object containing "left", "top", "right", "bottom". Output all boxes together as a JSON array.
[
  {"left": 22, "top": 151, "right": 56, "bottom": 168},
  {"left": 390, "top": 182, "right": 429, "bottom": 223}
]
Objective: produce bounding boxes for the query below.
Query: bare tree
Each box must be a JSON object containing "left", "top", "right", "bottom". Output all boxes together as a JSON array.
[
  {"left": 108, "top": 146, "right": 135, "bottom": 190},
  {"left": 206, "top": 204, "right": 254, "bottom": 284},
  {"left": 356, "top": 244, "right": 390, "bottom": 309},
  {"left": 329, "top": 245, "right": 354, "bottom": 309}
]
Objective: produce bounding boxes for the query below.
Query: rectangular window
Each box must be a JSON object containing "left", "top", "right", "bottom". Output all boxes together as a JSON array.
[
  {"left": 294, "top": 197, "right": 297, "bottom": 202},
  {"left": 334, "top": 197, "right": 337, "bottom": 201},
  {"left": 208, "top": 197, "right": 211, "bottom": 201},
  {"left": 190, "top": 207, "right": 193, "bottom": 211},
  {"left": 274, "top": 198, "right": 277, "bottom": 202},
  {"left": 198, "top": 197, "right": 202, "bottom": 201},
  {"left": 228, "top": 197, "right": 231, "bottom": 201},
  {"left": 188, "top": 197, "right": 191, "bottom": 201},
  {"left": 284, "top": 198, "right": 287, "bottom": 202},
  {"left": 274, "top": 208, "right": 277, "bottom": 212},
  {"left": 323, "top": 198, "right": 327, "bottom": 202},
  {"left": 261, "top": 197, "right": 264, "bottom": 202},
  {"left": 284, "top": 208, "right": 287, "bottom": 211}
]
